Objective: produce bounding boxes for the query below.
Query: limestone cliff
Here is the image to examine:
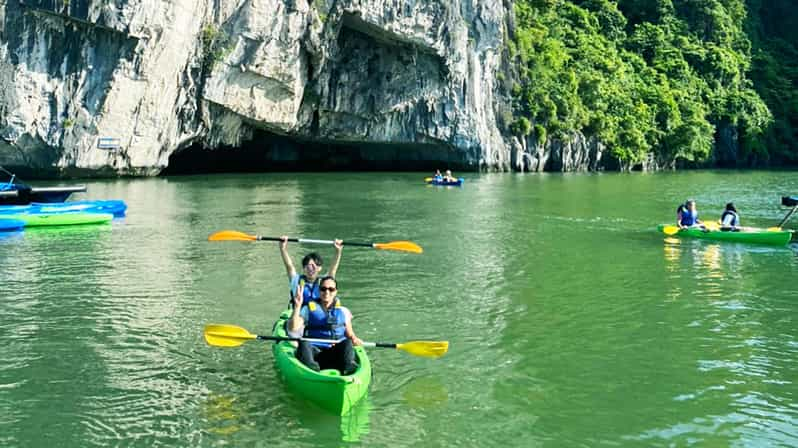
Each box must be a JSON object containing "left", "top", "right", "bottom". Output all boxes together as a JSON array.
[{"left": 0, "top": 0, "right": 519, "bottom": 176}]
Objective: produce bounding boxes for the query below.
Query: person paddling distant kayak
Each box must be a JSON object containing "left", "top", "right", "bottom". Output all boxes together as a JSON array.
[
  {"left": 279, "top": 236, "right": 343, "bottom": 306},
  {"left": 720, "top": 202, "right": 740, "bottom": 231},
  {"left": 287, "top": 276, "right": 363, "bottom": 374},
  {"left": 677, "top": 199, "right": 704, "bottom": 229},
  {"left": 443, "top": 170, "right": 456, "bottom": 182},
  {"left": 433, "top": 169, "right": 443, "bottom": 182}
]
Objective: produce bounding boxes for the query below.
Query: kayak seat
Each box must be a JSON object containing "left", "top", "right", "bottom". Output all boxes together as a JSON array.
[{"left": 320, "top": 369, "right": 341, "bottom": 376}]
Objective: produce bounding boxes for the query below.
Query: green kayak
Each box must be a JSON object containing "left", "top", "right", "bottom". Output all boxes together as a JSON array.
[
  {"left": 5, "top": 212, "right": 113, "bottom": 227},
  {"left": 657, "top": 224, "right": 793, "bottom": 246},
  {"left": 271, "top": 310, "right": 371, "bottom": 415}
]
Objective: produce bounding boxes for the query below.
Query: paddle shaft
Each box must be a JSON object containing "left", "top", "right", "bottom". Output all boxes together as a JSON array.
[
  {"left": 363, "top": 342, "right": 397, "bottom": 348},
  {"left": 255, "top": 335, "right": 345, "bottom": 344},
  {"left": 255, "top": 236, "right": 375, "bottom": 248},
  {"left": 257, "top": 336, "right": 401, "bottom": 349},
  {"left": 777, "top": 205, "right": 798, "bottom": 229},
  {"left": 262, "top": 338, "right": 394, "bottom": 348}
]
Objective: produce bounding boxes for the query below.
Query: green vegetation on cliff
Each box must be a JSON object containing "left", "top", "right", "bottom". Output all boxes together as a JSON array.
[
  {"left": 746, "top": 0, "right": 798, "bottom": 165},
  {"left": 508, "top": 0, "right": 776, "bottom": 168}
]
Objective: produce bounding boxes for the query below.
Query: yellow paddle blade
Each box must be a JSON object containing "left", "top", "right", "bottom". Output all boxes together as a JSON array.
[
  {"left": 767, "top": 226, "right": 782, "bottom": 232},
  {"left": 662, "top": 225, "right": 680, "bottom": 236},
  {"left": 204, "top": 324, "right": 257, "bottom": 347},
  {"left": 424, "top": 177, "right": 433, "bottom": 182},
  {"left": 374, "top": 240, "right": 424, "bottom": 254},
  {"left": 395, "top": 341, "right": 449, "bottom": 358},
  {"left": 208, "top": 230, "right": 258, "bottom": 242},
  {"left": 704, "top": 221, "right": 720, "bottom": 231}
]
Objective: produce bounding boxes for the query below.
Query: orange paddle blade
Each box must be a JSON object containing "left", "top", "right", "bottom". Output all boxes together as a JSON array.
[
  {"left": 374, "top": 240, "right": 424, "bottom": 254},
  {"left": 208, "top": 230, "right": 258, "bottom": 242}
]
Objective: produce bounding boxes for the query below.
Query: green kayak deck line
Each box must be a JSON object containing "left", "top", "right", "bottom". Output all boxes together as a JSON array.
[
  {"left": 5, "top": 212, "right": 113, "bottom": 227},
  {"left": 658, "top": 224, "right": 793, "bottom": 246},
  {"left": 272, "top": 310, "right": 371, "bottom": 415}
]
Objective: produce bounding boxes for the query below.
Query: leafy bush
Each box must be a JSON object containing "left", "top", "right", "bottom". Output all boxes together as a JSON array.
[{"left": 508, "top": 0, "right": 773, "bottom": 166}]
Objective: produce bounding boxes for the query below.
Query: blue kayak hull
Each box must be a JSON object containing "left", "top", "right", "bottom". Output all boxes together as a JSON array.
[
  {"left": 427, "top": 178, "right": 464, "bottom": 186},
  {"left": 0, "top": 218, "right": 25, "bottom": 232},
  {"left": 0, "top": 200, "right": 127, "bottom": 217}
]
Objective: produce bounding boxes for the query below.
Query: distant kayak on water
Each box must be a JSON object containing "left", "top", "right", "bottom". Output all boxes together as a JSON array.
[
  {"left": 657, "top": 224, "right": 793, "bottom": 246},
  {"left": 660, "top": 195, "right": 797, "bottom": 246},
  {"left": 425, "top": 177, "right": 464, "bottom": 187}
]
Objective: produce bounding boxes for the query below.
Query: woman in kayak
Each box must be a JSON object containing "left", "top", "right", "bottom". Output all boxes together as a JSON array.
[
  {"left": 433, "top": 169, "right": 443, "bottom": 181},
  {"left": 719, "top": 202, "right": 740, "bottom": 230},
  {"left": 443, "top": 169, "right": 456, "bottom": 182},
  {"left": 677, "top": 199, "right": 704, "bottom": 229},
  {"left": 279, "top": 236, "right": 343, "bottom": 306},
  {"left": 287, "top": 276, "right": 363, "bottom": 374}
]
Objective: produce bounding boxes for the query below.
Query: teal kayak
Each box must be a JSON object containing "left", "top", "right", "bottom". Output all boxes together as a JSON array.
[
  {"left": 4, "top": 213, "right": 113, "bottom": 227},
  {"left": 657, "top": 224, "right": 793, "bottom": 246},
  {"left": 271, "top": 310, "right": 371, "bottom": 415}
]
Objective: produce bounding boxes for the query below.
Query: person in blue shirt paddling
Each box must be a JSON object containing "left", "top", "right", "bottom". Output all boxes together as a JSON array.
[
  {"left": 279, "top": 236, "right": 343, "bottom": 306},
  {"left": 433, "top": 169, "right": 443, "bottom": 181},
  {"left": 287, "top": 276, "right": 363, "bottom": 374},
  {"left": 719, "top": 202, "right": 740, "bottom": 230},
  {"left": 677, "top": 199, "right": 704, "bottom": 229}
]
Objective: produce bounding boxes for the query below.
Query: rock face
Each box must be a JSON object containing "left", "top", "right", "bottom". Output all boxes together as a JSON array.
[
  {"left": 0, "top": 0, "right": 513, "bottom": 176},
  {"left": 512, "top": 132, "right": 606, "bottom": 172}
]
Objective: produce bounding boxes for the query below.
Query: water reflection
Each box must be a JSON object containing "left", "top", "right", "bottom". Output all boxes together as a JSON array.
[
  {"left": 645, "top": 237, "right": 798, "bottom": 446},
  {"left": 201, "top": 394, "right": 243, "bottom": 436},
  {"left": 401, "top": 376, "right": 449, "bottom": 409},
  {"left": 199, "top": 389, "right": 371, "bottom": 444}
]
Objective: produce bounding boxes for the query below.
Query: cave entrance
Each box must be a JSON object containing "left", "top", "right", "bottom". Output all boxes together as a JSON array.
[{"left": 161, "top": 131, "right": 467, "bottom": 175}]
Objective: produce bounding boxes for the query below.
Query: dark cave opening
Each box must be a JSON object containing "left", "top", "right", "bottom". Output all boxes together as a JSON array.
[{"left": 161, "top": 131, "right": 469, "bottom": 175}]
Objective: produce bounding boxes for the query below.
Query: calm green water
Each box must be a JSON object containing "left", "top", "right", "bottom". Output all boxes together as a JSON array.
[{"left": 1, "top": 171, "right": 797, "bottom": 447}]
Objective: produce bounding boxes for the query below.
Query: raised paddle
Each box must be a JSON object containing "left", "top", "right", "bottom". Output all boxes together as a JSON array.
[
  {"left": 204, "top": 324, "right": 449, "bottom": 358},
  {"left": 208, "top": 231, "right": 423, "bottom": 254}
]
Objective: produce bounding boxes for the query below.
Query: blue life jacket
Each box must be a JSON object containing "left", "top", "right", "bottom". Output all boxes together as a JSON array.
[
  {"left": 720, "top": 210, "right": 739, "bottom": 227},
  {"left": 304, "top": 299, "right": 347, "bottom": 347},
  {"left": 678, "top": 206, "right": 699, "bottom": 226},
  {"left": 292, "top": 276, "right": 320, "bottom": 306}
]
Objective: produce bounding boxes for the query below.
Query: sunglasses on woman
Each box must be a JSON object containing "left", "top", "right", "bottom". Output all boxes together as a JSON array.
[{"left": 320, "top": 286, "right": 336, "bottom": 292}]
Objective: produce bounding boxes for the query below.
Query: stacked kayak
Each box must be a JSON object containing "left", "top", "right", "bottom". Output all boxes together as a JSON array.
[
  {"left": 0, "top": 218, "right": 25, "bottom": 232},
  {"left": 0, "top": 200, "right": 126, "bottom": 217},
  {"left": 657, "top": 224, "right": 793, "bottom": 246},
  {"left": 271, "top": 310, "right": 371, "bottom": 415},
  {"left": 2, "top": 213, "right": 113, "bottom": 227},
  {"left": 426, "top": 178, "right": 464, "bottom": 186}
]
